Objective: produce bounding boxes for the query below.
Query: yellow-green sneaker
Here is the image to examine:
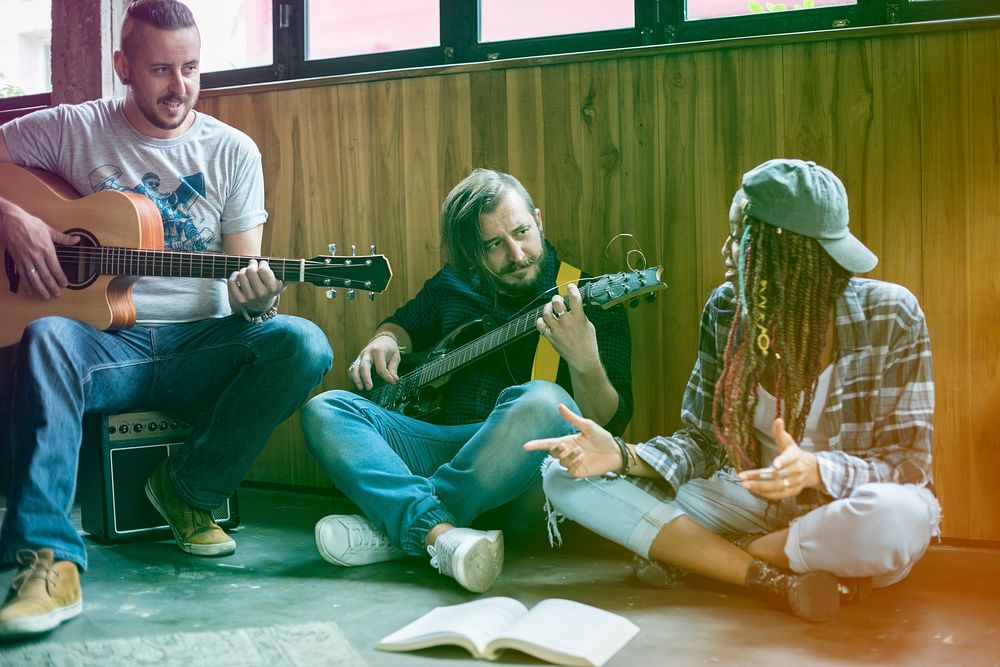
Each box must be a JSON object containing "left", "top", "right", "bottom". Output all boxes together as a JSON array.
[
  {"left": 144, "top": 461, "right": 236, "bottom": 556},
  {"left": 0, "top": 548, "right": 82, "bottom": 639}
]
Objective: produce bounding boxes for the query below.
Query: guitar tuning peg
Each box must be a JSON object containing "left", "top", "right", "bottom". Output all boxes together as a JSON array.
[
  {"left": 347, "top": 289, "right": 356, "bottom": 300},
  {"left": 645, "top": 293, "right": 657, "bottom": 303},
  {"left": 351, "top": 245, "right": 357, "bottom": 256},
  {"left": 328, "top": 243, "right": 337, "bottom": 255},
  {"left": 629, "top": 297, "right": 640, "bottom": 309},
  {"left": 368, "top": 292, "right": 375, "bottom": 302},
  {"left": 370, "top": 244, "right": 377, "bottom": 255},
  {"left": 326, "top": 289, "right": 337, "bottom": 299}
]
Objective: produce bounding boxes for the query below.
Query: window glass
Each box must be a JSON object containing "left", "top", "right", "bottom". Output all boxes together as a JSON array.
[
  {"left": 687, "top": 0, "right": 855, "bottom": 21},
  {"left": 306, "top": 1, "right": 440, "bottom": 61},
  {"left": 186, "top": 0, "right": 272, "bottom": 73},
  {"left": 0, "top": 0, "right": 52, "bottom": 97},
  {"left": 480, "top": 0, "right": 634, "bottom": 42}
]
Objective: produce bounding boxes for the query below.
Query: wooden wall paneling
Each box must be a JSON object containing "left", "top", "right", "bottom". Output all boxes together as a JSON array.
[
  {"left": 965, "top": 28, "right": 1000, "bottom": 540},
  {"left": 469, "top": 69, "right": 509, "bottom": 173},
  {"left": 829, "top": 39, "right": 878, "bottom": 265},
  {"left": 870, "top": 35, "right": 924, "bottom": 293},
  {"left": 504, "top": 67, "right": 545, "bottom": 206},
  {"left": 781, "top": 41, "right": 834, "bottom": 165},
  {"left": 616, "top": 56, "right": 669, "bottom": 441},
  {"left": 691, "top": 50, "right": 740, "bottom": 302},
  {"left": 399, "top": 74, "right": 471, "bottom": 296},
  {"left": 577, "top": 59, "right": 623, "bottom": 273},
  {"left": 540, "top": 63, "right": 584, "bottom": 269},
  {"left": 919, "top": 31, "right": 972, "bottom": 540},
  {"left": 736, "top": 45, "right": 787, "bottom": 181},
  {"left": 655, "top": 52, "right": 703, "bottom": 434}
]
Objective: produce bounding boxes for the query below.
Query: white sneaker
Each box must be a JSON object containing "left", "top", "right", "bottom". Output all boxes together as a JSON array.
[
  {"left": 427, "top": 528, "right": 503, "bottom": 593},
  {"left": 315, "top": 514, "right": 407, "bottom": 566}
]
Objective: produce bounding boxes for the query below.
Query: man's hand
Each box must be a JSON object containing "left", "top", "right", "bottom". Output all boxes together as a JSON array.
[
  {"left": 227, "top": 258, "right": 284, "bottom": 314},
  {"left": 348, "top": 330, "right": 404, "bottom": 391},
  {"left": 535, "top": 283, "right": 601, "bottom": 371},
  {"left": 738, "top": 417, "right": 823, "bottom": 499},
  {"left": 523, "top": 403, "right": 621, "bottom": 478},
  {"left": 0, "top": 199, "right": 79, "bottom": 299}
]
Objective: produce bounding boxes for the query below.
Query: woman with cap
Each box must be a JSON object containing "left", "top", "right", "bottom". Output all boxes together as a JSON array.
[{"left": 525, "top": 159, "right": 939, "bottom": 622}]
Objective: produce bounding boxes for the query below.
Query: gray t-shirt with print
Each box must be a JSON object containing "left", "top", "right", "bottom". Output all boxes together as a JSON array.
[{"left": 2, "top": 97, "right": 267, "bottom": 325}]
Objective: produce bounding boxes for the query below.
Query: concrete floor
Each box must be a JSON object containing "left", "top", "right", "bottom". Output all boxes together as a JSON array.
[{"left": 1, "top": 485, "right": 999, "bottom": 666}]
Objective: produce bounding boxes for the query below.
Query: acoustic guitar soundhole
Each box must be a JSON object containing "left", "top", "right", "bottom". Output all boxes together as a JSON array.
[{"left": 62, "top": 228, "right": 101, "bottom": 290}]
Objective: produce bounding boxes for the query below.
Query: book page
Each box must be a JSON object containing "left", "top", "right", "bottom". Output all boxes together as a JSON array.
[
  {"left": 489, "top": 598, "right": 640, "bottom": 667},
  {"left": 377, "top": 597, "right": 528, "bottom": 656}
]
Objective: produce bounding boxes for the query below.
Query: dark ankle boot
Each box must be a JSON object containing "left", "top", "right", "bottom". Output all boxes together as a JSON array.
[{"left": 745, "top": 559, "right": 840, "bottom": 622}]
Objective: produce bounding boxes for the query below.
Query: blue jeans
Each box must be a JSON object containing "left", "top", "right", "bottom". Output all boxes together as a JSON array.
[
  {"left": 1, "top": 314, "right": 333, "bottom": 571},
  {"left": 542, "top": 460, "right": 941, "bottom": 587},
  {"left": 301, "top": 380, "right": 578, "bottom": 556}
]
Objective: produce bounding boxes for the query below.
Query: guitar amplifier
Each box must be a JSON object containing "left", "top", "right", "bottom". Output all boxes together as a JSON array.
[{"left": 79, "top": 410, "right": 239, "bottom": 544}]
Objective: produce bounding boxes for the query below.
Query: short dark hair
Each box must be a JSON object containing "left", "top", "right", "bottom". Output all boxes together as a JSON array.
[
  {"left": 440, "top": 168, "right": 538, "bottom": 288},
  {"left": 121, "top": 0, "right": 197, "bottom": 59}
]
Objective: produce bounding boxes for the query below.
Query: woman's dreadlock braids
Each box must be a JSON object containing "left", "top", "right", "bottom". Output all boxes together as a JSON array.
[{"left": 712, "top": 212, "right": 851, "bottom": 471}]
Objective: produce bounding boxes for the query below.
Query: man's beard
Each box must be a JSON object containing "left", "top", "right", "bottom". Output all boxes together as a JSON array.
[
  {"left": 138, "top": 93, "right": 196, "bottom": 131},
  {"left": 494, "top": 251, "right": 552, "bottom": 299}
]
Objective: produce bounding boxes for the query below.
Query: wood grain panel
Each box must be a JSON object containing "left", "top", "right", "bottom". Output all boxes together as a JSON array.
[
  {"left": 918, "top": 30, "right": 972, "bottom": 540},
  {"left": 965, "top": 28, "right": 1000, "bottom": 538}
]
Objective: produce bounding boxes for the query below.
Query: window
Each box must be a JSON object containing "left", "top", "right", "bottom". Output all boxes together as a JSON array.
[
  {"left": 306, "top": 1, "right": 440, "bottom": 60},
  {"left": 479, "top": 0, "right": 634, "bottom": 42},
  {"left": 0, "top": 0, "right": 52, "bottom": 101},
  {"left": 187, "top": 0, "right": 273, "bottom": 73},
  {"left": 2, "top": 0, "right": 996, "bottom": 106},
  {"left": 686, "top": 0, "right": 855, "bottom": 22}
]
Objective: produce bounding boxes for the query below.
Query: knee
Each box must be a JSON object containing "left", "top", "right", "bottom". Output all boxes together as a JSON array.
[
  {"left": 263, "top": 316, "right": 333, "bottom": 376},
  {"left": 300, "top": 390, "right": 356, "bottom": 450},
  {"left": 841, "top": 484, "right": 935, "bottom": 571},
  {"left": 498, "top": 380, "right": 578, "bottom": 423}
]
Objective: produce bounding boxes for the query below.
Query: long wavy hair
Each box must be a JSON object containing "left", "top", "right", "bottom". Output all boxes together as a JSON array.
[{"left": 712, "top": 195, "right": 851, "bottom": 470}]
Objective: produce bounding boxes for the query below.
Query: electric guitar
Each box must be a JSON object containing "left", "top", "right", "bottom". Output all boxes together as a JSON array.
[
  {"left": 369, "top": 266, "right": 666, "bottom": 418},
  {"left": 0, "top": 164, "right": 392, "bottom": 347}
]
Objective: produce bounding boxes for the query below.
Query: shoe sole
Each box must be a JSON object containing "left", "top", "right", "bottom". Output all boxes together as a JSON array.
[
  {"left": 789, "top": 571, "right": 840, "bottom": 622},
  {"left": 0, "top": 598, "right": 83, "bottom": 638},
  {"left": 452, "top": 530, "right": 504, "bottom": 593},
  {"left": 144, "top": 478, "right": 236, "bottom": 557},
  {"left": 314, "top": 516, "right": 407, "bottom": 567}
]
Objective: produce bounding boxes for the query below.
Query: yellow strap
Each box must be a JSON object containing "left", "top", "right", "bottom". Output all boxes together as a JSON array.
[{"left": 531, "top": 262, "right": 583, "bottom": 382}]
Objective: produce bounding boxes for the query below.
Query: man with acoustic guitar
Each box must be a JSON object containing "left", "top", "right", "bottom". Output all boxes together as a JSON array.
[
  {"left": 301, "top": 168, "right": 637, "bottom": 593},
  {"left": 0, "top": 0, "right": 332, "bottom": 639}
]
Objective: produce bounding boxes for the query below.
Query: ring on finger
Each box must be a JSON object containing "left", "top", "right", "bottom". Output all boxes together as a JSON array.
[
  {"left": 349, "top": 360, "right": 360, "bottom": 368},
  {"left": 782, "top": 478, "right": 790, "bottom": 489}
]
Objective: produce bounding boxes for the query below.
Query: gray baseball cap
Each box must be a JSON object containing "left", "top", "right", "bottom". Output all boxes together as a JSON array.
[{"left": 740, "top": 159, "right": 877, "bottom": 273}]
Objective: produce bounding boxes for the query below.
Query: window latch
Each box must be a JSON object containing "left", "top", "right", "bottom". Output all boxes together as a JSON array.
[{"left": 279, "top": 3, "right": 293, "bottom": 29}]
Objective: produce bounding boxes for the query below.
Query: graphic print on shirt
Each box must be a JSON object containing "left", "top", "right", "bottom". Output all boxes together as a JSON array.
[{"left": 88, "top": 164, "right": 214, "bottom": 251}]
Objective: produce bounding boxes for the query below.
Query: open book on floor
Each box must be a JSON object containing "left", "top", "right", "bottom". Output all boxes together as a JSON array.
[{"left": 376, "top": 596, "right": 640, "bottom": 667}]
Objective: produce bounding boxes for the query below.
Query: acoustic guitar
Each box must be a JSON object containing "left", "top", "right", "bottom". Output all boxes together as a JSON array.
[
  {"left": 0, "top": 164, "right": 392, "bottom": 347},
  {"left": 370, "top": 266, "right": 666, "bottom": 418}
]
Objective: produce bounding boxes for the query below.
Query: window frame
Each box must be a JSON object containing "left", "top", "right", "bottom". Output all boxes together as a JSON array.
[{"left": 2, "top": 0, "right": 996, "bottom": 107}]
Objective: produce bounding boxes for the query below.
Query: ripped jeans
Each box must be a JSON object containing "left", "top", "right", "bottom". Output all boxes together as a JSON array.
[{"left": 541, "top": 460, "right": 941, "bottom": 587}]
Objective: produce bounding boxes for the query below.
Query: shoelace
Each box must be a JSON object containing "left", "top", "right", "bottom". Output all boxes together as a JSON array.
[
  {"left": 11, "top": 549, "right": 58, "bottom": 593},
  {"left": 347, "top": 522, "right": 392, "bottom": 551},
  {"left": 426, "top": 535, "right": 458, "bottom": 576}
]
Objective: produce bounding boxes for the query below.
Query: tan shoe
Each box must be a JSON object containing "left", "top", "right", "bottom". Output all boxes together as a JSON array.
[
  {"left": 144, "top": 461, "right": 236, "bottom": 556},
  {"left": 0, "top": 548, "right": 82, "bottom": 638}
]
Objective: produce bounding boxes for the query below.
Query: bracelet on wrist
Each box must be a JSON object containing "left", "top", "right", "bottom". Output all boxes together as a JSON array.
[
  {"left": 614, "top": 436, "right": 631, "bottom": 476},
  {"left": 241, "top": 294, "right": 280, "bottom": 325},
  {"left": 368, "top": 330, "right": 406, "bottom": 352}
]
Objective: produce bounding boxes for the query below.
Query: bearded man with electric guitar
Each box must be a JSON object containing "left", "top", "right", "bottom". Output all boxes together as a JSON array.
[
  {"left": 0, "top": 0, "right": 335, "bottom": 639},
  {"left": 303, "top": 168, "right": 664, "bottom": 593}
]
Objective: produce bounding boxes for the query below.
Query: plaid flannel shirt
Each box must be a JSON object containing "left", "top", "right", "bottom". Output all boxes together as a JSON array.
[{"left": 635, "top": 277, "right": 934, "bottom": 511}]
